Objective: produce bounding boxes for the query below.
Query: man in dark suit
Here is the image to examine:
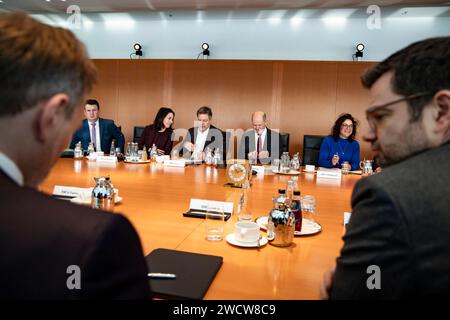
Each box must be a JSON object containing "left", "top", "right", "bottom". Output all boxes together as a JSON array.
[
  {"left": 321, "top": 37, "right": 450, "bottom": 299},
  {"left": 0, "top": 13, "right": 150, "bottom": 299},
  {"left": 238, "top": 111, "right": 281, "bottom": 165},
  {"left": 69, "top": 99, "right": 125, "bottom": 153},
  {"left": 180, "top": 106, "right": 227, "bottom": 163}
]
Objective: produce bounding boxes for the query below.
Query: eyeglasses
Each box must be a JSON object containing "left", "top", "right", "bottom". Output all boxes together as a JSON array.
[
  {"left": 341, "top": 124, "right": 354, "bottom": 129},
  {"left": 366, "top": 92, "right": 434, "bottom": 123}
]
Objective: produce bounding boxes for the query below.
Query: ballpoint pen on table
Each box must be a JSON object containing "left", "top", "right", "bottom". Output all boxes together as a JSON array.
[{"left": 147, "top": 273, "right": 177, "bottom": 279}]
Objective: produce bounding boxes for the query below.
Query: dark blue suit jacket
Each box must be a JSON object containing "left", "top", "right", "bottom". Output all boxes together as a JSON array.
[{"left": 69, "top": 118, "right": 125, "bottom": 153}]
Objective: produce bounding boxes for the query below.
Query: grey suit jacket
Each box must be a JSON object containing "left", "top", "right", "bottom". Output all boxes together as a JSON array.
[
  {"left": 237, "top": 128, "right": 282, "bottom": 164},
  {"left": 330, "top": 141, "right": 450, "bottom": 299}
]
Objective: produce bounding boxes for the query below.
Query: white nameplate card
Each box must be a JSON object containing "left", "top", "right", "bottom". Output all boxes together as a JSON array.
[
  {"left": 189, "top": 199, "right": 234, "bottom": 215},
  {"left": 164, "top": 159, "right": 186, "bottom": 167},
  {"left": 156, "top": 155, "right": 170, "bottom": 163},
  {"left": 344, "top": 211, "right": 352, "bottom": 225},
  {"left": 96, "top": 156, "right": 118, "bottom": 163},
  {"left": 52, "top": 185, "right": 85, "bottom": 198},
  {"left": 251, "top": 166, "right": 265, "bottom": 175},
  {"left": 317, "top": 168, "right": 342, "bottom": 180}
]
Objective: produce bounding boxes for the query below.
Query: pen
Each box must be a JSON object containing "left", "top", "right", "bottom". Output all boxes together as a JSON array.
[{"left": 147, "top": 273, "right": 177, "bottom": 279}]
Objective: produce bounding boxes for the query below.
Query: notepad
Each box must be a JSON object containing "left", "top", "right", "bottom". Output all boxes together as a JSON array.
[{"left": 145, "top": 248, "right": 223, "bottom": 300}]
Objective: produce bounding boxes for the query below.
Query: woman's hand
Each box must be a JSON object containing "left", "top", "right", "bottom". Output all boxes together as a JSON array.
[{"left": 332, "top": 154, "right": 339, "bottom": 166}]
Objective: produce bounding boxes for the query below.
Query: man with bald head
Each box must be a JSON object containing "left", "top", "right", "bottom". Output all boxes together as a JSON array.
[{"left": 238, "top": 111, "right": 281, "bottom": 164}]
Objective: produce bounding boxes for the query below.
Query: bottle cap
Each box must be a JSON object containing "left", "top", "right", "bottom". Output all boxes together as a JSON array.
[
  {"left": 293, "top": 191, "right": 301, "bottom": 196},
  {"left": 278, "top": 189, "right": 286, "bottom": 194}
]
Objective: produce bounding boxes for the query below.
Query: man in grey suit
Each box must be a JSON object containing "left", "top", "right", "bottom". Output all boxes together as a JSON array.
[
  {"left": 0, "top": 13, "right": 150, "bottom": 299},
  {"left": 321, "top": 37, "right": 450, "bottom": 299},
  {"left": 238, "top": 111, "right": 282, "bottom": 164}
]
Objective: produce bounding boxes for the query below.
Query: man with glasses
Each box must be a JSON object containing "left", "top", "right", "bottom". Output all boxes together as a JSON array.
[
  {"left": 238, "top": 111, "right": 282, "bottom": 165},
  {"left": 321, "top": 37, "right": 450, "bottom": 299}
]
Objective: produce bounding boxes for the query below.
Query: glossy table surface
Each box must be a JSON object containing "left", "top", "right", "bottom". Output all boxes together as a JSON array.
[{"left": 40, "top": 158, "right": 360, "bottom": 299}]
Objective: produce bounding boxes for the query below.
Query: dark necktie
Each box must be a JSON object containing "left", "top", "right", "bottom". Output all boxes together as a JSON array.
[
  {"left": 91, "top": 122, "right": 97, "bottom": 150},
  {"left": 257, "top": 134, "right": 261, "bottom": 164}
]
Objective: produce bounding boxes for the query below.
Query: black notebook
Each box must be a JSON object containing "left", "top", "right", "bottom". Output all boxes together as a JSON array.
[{"left": 145, "top": 248, "right": 223, "bottom": 300}]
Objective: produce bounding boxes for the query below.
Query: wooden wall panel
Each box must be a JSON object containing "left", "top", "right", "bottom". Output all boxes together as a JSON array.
[
  {"left": 90, "top": 60, "right": 119, "bottom": 121},
  {"left": 169, "top": 60, "right": 275, "bottom": 130},
  {"left": 89, "top": 59, "right": 377, "bottom": 160},
  {"left": 115, "top": 60, "right": 166, "bottom": 143},
  {"left": 279, "top": 61, "right": 339, "bottom": 156},
  {"left": 335, "top": 62, "right": 375, "bottom": 160},
  {"left": 170, "top": 60, "right": 275, "bottom": 148}
]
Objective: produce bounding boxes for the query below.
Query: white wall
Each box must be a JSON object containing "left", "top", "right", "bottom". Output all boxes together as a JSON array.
[{"left": 33, "top": 8, "right": 450, "bottom": 61}]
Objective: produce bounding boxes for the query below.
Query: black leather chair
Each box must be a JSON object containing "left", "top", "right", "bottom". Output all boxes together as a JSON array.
[
  {"left": 133, "top": 126, "right": 145, "bottom": 143},
  {"left": 279, "top": 133, "right": 290, "bottom": 154},
  {"left": 302, "top": 135, "right": 325, "bottom": 166}
]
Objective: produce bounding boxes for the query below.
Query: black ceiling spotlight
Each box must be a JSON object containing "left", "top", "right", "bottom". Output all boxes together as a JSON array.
[
  {"left": 131, "top": 43, "right": 143, "bottom": 59},
  {"left": 202, "top": 43, "right": 210, "bottom": 55},
  {"left": 198, "top": 43, "right": 210, "bottom": 59},
  {"left": 353, "top": 43, "right": 365, "bottom": 61}
]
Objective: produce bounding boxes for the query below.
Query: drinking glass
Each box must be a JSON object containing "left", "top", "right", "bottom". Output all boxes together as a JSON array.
[
  {"left": 341, "top": 161, "right": 350, "bottom": 174},
  {"left": 205, "top": 205, "right": 225, "bottom": 241},
  {"left": 301, "top": 195, "right": 316, "bottom": 222}
]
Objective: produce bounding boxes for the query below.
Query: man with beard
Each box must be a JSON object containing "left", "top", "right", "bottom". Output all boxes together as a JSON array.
[{"left": 321, "top": 37, "right": 450, "bottom": 299}]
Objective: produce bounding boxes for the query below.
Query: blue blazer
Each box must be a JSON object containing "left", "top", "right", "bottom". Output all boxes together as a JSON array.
[{"left": 69, "top": 118, "right": 125, "bottom": 153}]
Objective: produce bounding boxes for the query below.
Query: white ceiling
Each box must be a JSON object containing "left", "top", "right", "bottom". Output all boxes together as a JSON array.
[{"left": 1, "top": 0, "right": 449, "bottom": 13}]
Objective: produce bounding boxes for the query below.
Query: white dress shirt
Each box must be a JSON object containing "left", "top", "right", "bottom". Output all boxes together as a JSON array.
[
  {"left": 194, "top": 127, "right": 210, "bottom": 154},
  {"left": 0, "top": 152, "right": 24, "bottom": 186},
  {"left": 89, "top": 119, "right": 101, "bottom": 151},
  {"left": 254, "top": 128, "right": 267, "bottom": 151}
]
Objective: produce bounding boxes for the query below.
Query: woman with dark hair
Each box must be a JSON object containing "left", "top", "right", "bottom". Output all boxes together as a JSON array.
[
  {"left": 138, "top": 107, "right": 175, "bottom": 155},
  {"left": 318, "top": 113, "right": 361, "bottom": 171}
]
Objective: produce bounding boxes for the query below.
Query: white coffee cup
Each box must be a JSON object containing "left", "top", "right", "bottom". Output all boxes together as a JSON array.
[
  {"left": 235, "top": 221, "right": 259, "bottom": 243},
  {"left": 305, "top": 164, "right": 315, "bottom": 172}
]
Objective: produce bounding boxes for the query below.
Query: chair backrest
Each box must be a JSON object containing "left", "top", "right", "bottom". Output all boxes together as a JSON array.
[
  {"left": 302, "top": 134, "right": 326, "bottom": 166},
  {"left": 133, "top": 126, "right": 145, "bottom": 143},
  {"left": 279, "top": 133, "right": 290, "bottom": 154}
]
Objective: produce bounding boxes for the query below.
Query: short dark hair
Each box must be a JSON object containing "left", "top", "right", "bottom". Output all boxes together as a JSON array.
[
  {"left": 197, "top": 106, "right": 212, "bottom": 119},
  {"left": 361, "top": 37, "right": 450, "bottom": 122},
  {"left": 85, "top": 99, "right": 100, "bottom": 110},
  {"left": 153, "top": 107, "right": 175, "bottom": 131},
  {"left": 332, "top": 113, "right": 358, "bottom": 142},
  {"left": 0, "top": 13, "right": 97, "bottom": 118}
]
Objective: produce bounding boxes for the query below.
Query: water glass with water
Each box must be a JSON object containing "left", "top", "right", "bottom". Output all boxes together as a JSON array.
[
  {"left": 301, "top": 195, "right": 316, "bottom": 222},
  {"left": 205, "top": 205, "right": 225, "bottom": 241}
]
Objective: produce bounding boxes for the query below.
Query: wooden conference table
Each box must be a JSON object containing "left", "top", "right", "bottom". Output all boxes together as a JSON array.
[{"left": 40, "top": 158, "right": 360, "bottom": 300}]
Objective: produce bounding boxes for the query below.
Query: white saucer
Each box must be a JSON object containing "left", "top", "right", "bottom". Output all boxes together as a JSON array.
[
  {"left": 70, "top": 196, "right": 123, "bottom": 205},
  {"left": 255, "top": 216, "right": 322, "bottom": 236},
  {"left": 272, "top": 169, "right": 301, "bottom": 175},
  {"left": 226, "top": 233, "right": 268, "bottom": 248},
  {"left": 124, "top": 160, "right": 151, "bottom": 164}
]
